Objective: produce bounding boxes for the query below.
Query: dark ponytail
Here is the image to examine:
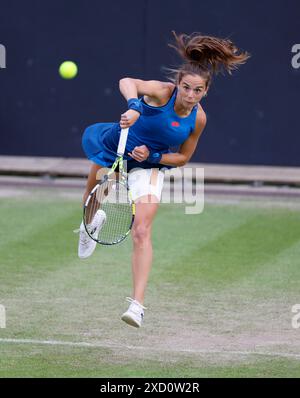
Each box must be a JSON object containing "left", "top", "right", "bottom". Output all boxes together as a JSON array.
[{"left": 168, "top": 31, "right": 250, "bottom": 88}]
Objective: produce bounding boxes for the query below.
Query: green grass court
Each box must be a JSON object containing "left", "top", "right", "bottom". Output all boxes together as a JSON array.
[{"left": 1, "top": 188, "right": 300, "bottom": 377}]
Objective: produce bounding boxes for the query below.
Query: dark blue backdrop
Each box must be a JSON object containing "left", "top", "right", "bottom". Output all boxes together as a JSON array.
[{"left": 0, "top": 0, "right": 299, "bottom": 166}]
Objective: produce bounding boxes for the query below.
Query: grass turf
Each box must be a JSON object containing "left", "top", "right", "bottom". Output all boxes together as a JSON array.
[{"left": 0, "top": 192, "right": 300, "bottom": 377}]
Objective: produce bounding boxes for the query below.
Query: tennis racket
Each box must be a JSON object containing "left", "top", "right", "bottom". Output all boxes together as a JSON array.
[{"left": 83, "top": 127, "right": 135, "bottom": 245}]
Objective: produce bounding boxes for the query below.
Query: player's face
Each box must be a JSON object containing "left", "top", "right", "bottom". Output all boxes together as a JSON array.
[{"left": 177, "top": 74, "right": 207, "bottom": 108}]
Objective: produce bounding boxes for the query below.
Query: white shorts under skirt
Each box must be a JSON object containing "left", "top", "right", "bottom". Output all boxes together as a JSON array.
[{"left": 127, "top": 168, "right": 165, "bottom": 202}]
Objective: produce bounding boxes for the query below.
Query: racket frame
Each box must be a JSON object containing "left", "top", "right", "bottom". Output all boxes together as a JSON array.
[{"left": 82, "top": 128, "right": 135, "bottom": 245}]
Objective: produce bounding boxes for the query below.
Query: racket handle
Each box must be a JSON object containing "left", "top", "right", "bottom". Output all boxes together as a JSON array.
[{"left": 117, "top": 128, "right": 129, "bottom": 156}]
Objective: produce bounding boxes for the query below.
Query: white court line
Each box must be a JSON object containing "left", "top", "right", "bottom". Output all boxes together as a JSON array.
[{"left": 0, "top": 338, "right": 300, "bottom": 360}]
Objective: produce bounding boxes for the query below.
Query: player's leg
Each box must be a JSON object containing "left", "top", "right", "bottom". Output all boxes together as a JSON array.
[
  {"left": 121, "top": 167, "right": 165, "bottom": 327},
  {"left": 83, "top": 163, "right": 106, "bottom": 204},
  {"left": 121, "top": 196, "right": 159, "bottom": 327},
  {"left": 131, "top": 197, "right": 159, "bottom": 304},
  {"left": 77, "top": 163, "right": 107, "bottom": 259}
]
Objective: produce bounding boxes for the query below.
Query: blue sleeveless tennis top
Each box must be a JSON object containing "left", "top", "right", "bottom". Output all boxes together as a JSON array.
[{"left": 82, "top": 88, "right": 198, "bottom": 170}]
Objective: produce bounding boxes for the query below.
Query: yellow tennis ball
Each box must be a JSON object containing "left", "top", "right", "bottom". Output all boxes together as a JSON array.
[{"left": 59, "top": 61, "right": 78, "bottom": 79}]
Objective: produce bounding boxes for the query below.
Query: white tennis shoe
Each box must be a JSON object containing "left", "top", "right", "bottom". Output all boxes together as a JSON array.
[
  {"left": 76, "top": 209, "right": 107, "bottom": 259},
  {"left": 121, "top": 297, "right": 146, "bottom": 328}
]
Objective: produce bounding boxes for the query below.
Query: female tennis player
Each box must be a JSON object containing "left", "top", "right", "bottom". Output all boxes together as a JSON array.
[{"left": 77, "top": 32, "right": 250, "bottom": 328}]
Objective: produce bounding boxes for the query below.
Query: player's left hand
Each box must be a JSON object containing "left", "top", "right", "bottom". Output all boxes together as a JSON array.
[{"left": 128, "top": 145, "right": 150, "bottom": 162}]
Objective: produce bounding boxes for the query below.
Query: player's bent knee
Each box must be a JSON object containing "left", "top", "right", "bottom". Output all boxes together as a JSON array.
[{"left": 131, "top": 224, "right": 151, "bottom": 244}]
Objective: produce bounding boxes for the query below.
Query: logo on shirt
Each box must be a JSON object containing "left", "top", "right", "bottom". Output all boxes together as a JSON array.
[{"left": 171, "top": 121, "right": 180, "bottom": 127}]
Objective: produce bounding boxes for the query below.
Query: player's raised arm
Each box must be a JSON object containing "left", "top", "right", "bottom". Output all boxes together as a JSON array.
[
  {"left": 119, "top": 78, "right": 174, "bottom": 129},
  {"left": 119, "top": 78, "right": 174, "bottom": 102}
]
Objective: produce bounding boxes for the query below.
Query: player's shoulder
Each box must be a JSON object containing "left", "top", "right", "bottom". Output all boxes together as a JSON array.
[
  {"left": 143, "top": 80, "right": 175, "bottom": 106},
  {"left": 146, "top": 80, "right": 175, "bottom": 97},
  {"left": 162, "top": 81, "right": 176, "bottom": 91},
  {"left": 192, "top": 103, "right": 207, "bottom": 135},
  {"left": 158, "top": 81, "right": 176, "bottom": 102},
  {"left": 196, "top": 103, "right": 207, "bottom": 126}
]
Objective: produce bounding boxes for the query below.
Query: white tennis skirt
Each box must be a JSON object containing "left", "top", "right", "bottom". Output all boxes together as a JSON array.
[{"left": 127, "top": 168, "right": 165, "bottom": 202}]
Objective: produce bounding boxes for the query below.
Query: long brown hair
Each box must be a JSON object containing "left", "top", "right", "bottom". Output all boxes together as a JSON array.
[{"left": 168, "top": 31, "right": 250, "bottom": 89}]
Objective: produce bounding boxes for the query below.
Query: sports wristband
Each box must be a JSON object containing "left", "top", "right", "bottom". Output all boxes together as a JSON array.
[
  {"left": 147, "top": 151, "right": 162, "bottom": 164},
  {"left": 127, "top": 98, "right": 143, "bottom": 115}
]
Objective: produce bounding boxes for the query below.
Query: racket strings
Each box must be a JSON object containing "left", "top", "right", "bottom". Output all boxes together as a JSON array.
[
  {"left": 84, "top": 179, "right": 133, "bottom": 244},
  {"left": 85, "top": 179, "right": 114, "bottom": 225}
]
